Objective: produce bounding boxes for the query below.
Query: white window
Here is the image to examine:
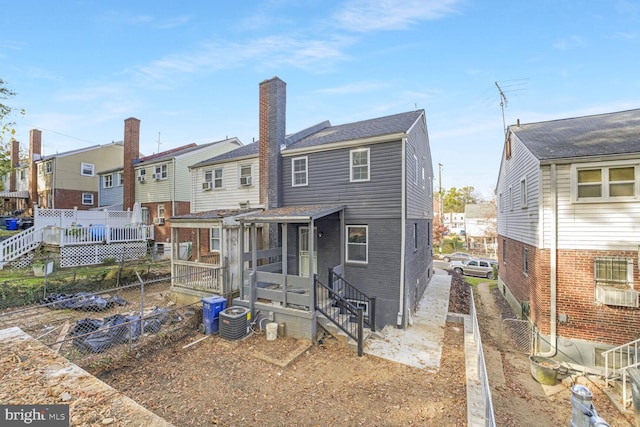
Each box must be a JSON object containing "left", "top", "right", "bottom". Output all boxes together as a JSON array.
[
  {"left": 19, "top": 169, "right": 26, "bottom": 180},
  {"left": 523, "top": 247, "right": 529, "bottom": 275},
  {"left": 38, "top": 163, "right": 43, "bottom": 176},
  {"left": 82, "top": 193, "right": 94, "bottom": 205},
  {"left": 520, "top": 177, "right": 528, "bottom": 208},
  {"left": 158, "top": 204, "right": 165, "bottom": 219},
  {"left": 45, "top": 161, "right": 53, "bottom": 174},
  {"left": 103, "top": 175, "right": 113, "bottom": 189},
  {"left": 346, "top": 225, "right": 368, "bottom": 264},
  {"left": 573, "top": 162, "right": 637, "bottom": 202},
  {"left": 413, "top": 154, "right": 418, "bottom": 185},
  {"left": 292, "top": 156, "right": 308, "bottom": 187},
  {"left": 142, "top": 207, "right": 149, "bottom": 224},
  {"left": 499, "top": 193, "right": 503, "bottom": 213},
  {"left": 118, "top": 172, "right": 124, "bottom": 186},
  {"left": 138, "top": 169, "right": 146, "bottom": 180},
  {"left": 594, "top": 257, "right": 638, "bottom": 307},
  {"left": 81, "top": 162, "right": 94, "bottom": 176},
  {"left": 421, "top": 167, "right": 425, "bottom": 189},
  {"left": 350, "top": 148, "right": 370, "bottom": 182},
  {"left": 210, "top": 227, "right": 221, "bottom": 251},
  {"left": 154, "top": 164, "right": 168, "bottom": 180},
  {"left": 240, "top": 165, "right": 252, "bottom": 186},
  {"left": 205, "top": 169, "right": 223, "bottom": 189}
]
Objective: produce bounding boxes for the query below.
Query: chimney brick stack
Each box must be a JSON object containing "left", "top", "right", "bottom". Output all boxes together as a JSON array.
[
  {"left": 258, "top": 77, "right": 286, "bottom": 210},
  {"left": 28, "top": 129, "right": 42, "bottom": 212},
  {"left": 123, "top": 117, "right": 140, "bottom": 211}
]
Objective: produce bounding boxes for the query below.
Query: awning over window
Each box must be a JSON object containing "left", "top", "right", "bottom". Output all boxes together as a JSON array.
[{"left": 0, "top": 191, "right": 29, "bottom": 199}]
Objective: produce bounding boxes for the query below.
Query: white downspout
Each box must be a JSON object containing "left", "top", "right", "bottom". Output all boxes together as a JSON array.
[
  {"left": 172, "top": 158, "right": 176, "bottom": 217},
  {"left": 541, "top": 163, "right": 557, "bottom": 356},
  {"left": 398, "top": 137, "right": 407, "bottom": 326}
]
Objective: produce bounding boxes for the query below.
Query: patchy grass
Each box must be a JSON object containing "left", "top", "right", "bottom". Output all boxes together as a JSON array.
[{"left": 461, "top": 275, "right": 498, "bottom": 287}]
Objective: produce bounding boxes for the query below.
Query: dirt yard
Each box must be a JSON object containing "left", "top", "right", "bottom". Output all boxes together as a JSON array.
[{"left": 94, "top": 274, "right": 635, "bottom": 426}]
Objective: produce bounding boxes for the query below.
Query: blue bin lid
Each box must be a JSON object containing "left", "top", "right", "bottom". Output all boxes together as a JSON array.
[{"left": 202, "top": 295, "right": 226, "bottom": 304}]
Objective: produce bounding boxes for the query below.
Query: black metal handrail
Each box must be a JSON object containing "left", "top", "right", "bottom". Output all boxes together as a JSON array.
[
  {"left": 314, "top": 275, "right": 364, "bottom": 356},
  {"left": 328, "top": 267, "right": 376, "bottom": 333}
]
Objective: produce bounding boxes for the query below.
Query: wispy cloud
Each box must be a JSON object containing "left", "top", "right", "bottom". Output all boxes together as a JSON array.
[
  {"left": 333, "top": 0, "right": 460, "bottom": 32},
  {"left": 553, "top": 35, "right": 586, "bottom": 51},
  {"left": 100, "top": 11, "right": 190, "bottom": 29},
  {"left": 316, "top": 81, "right": 390, "bottom": 94},
  {"left": 132, "top": 34, "right": 354, "bottom": 84}
]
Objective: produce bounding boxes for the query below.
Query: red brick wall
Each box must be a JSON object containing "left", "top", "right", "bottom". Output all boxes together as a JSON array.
[
  {"left": 29, "top": 129, "right": 42, "bottom": 214},
  {"left": 53, "top": 189, "right": 97, "bottom": 210},
  {"left": 145, "top": 201, "right": 191, "bottom": 244},
  {"left": 499, "top": 234, "right": 640, "bottom": 346}
]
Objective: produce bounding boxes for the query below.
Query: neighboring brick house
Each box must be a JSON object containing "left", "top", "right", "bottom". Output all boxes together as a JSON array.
[
  {"left": 121, "top": 118, "right": 243, "bottom": 255},
  {"left": 0, "top": 139, "right": 29, "bottom": 214},
  {"left": 496, "top": 108, "right": 640, "bottom": 367}
]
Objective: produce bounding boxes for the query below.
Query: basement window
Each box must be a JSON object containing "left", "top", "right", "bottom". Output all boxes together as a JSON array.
[{"left": 594, "top": 257, "right": 638, "bottom": 307}]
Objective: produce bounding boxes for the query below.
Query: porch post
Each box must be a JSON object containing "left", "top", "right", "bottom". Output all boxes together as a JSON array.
[
  {"left": 281, "top": 224, "right": 287, "bottom": 274},
  {"left": 309, "top": 219, "right": 315, "bottom": 309},
  {"left": 340, "top": 210, "right": 345, "bottom": 265},
  {"left": 249, "top": 225, "right": 258, "bottom": 317},
  {"left": 196, "top": 226, "right": 201, "bottom": 263}
]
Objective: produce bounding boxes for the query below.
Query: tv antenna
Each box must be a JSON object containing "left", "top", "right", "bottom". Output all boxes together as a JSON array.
[
  {"left": 156, "top": 132, "right": 161, "bottom": 153},
  {"left": 495, "top": 81, "right": 508, "bottom": 134}
]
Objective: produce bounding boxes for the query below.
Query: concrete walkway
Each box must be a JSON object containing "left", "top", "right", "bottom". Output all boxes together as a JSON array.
[{"left": 364, "top": 269, "right": 451, "bottom": 372}]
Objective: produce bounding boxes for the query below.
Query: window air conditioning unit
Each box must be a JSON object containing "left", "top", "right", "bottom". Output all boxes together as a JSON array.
[
  {"left": 240, "top": 176, "right": 252, "bottom": 186},
  {"left": 153, "top": 217, "right": 165, "bottom": 225},
  {"left": 596, "top": 286, "right": 639, "bottom": 308},
  {"left": 152, "top": 173, "right": 161, "bottom": 180},
  {"left": 137, "top": 175, "right": 146, "bottom": 183},
  {"left": 202, "top": 181, "right": 212, "bottom": 191}
]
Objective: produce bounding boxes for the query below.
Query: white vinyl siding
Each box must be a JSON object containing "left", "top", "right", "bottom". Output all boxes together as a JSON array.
[{"left": 190, "top": 157, "right": 260, "bottom": 212}]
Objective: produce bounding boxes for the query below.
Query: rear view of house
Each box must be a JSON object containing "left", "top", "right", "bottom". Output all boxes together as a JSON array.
[{"left": 496, "top": 108, "right": 640, "bottom": 367}]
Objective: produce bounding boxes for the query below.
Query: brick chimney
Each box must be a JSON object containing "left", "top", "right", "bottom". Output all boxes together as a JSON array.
[
  {"left": 259, "top": 77, "right": 286, "bottom": 209},
  {"left": 9, "top": 139, "right": 19, "bottom": 193},
  {"left": 28, "top": 129, "right": 42, "bottom": 213},
  {"left": 123, "top": 117, "right": 140, "bottom": 211}
]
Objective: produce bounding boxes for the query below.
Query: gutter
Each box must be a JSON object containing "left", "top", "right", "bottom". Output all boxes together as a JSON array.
[
  {"left": 541, "top": 163, "right": 557, "bottom": 357},
  {"left": 398, "top": 137, "right": 407, "bottom": 327}
]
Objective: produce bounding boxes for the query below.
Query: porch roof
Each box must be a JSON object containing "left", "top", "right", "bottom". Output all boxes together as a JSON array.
[
  {"left": 170, "top": 208, "right": 262, "bottom": 222},
  {"left": 239, "top": 204, "right": 345, "bottom": 223}
]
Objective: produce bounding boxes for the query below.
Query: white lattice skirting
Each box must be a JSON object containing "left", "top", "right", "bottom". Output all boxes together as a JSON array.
[{"left": 59, "top": 242, "right": 148, "bottom": 268}]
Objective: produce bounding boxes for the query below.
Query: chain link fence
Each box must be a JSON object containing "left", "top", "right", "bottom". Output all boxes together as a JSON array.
[
  {"left": 499, "top": 317, "right": 534, "bottom": 354},
  {"left": 0, "top": 249, "right": 203, "bottom": 370}
]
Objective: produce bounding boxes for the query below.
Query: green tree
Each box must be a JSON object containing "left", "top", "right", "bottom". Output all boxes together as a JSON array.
[
  {"left": 442, "top": 186, "right": 478, "bottom": 213},
  {"left": 0, "top": 79, "right": 25, "bottom": 181}
]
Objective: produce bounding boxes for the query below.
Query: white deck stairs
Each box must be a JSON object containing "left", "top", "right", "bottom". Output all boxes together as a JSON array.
[{"left": 0, "top": 227, "right": 43, "bottom": 268}]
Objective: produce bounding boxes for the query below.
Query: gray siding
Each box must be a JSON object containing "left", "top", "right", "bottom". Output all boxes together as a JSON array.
[
  {"left": 404, "top": 218, "right": 432, "bottom": 314},
  {"left": 99, "top": 173, "right": 123, "bottom": 207},
  {"left": 405, "top": 115, "right": 433, "bottom": 220},
  {"left": 282, "top": 141, "right": 402, "bottom": 219}
]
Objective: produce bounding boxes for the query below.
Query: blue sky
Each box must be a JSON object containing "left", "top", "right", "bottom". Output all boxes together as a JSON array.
[{"left": 2, "top": 1, "right": 639, "bottom": 199}]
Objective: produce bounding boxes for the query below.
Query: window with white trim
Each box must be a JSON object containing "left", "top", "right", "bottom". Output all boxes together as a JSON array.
[
  {"left": 413, "top": 154, "right": 418, "bottom": 185},
  {"left": 45, "top": 161, "right": 53, "bottom": 174},
  {"left": 346, "top": 225, "right": 368, "bottom": 263},
  {"left": 81, "top": 162, "right": 94, "bottom": 176},
  {"left": 594, "top": 257, "right": 638, "bottom": 307},
  {"left": 19, "top": 169, "right": 26, "bottom": 180},
  {"left": 38, "top": 163, "right": 43, "bottom": 176},
  {"left": 509, "top": 186, "right": 513, "bottom": 211},
  {"left": 350, "top": 148, "right": 369, "bottom": 182},
  {"left": 154, "top": 164, "right": 168, "bottom": 180},
  {"left": 210, "top": 227, "right": 221, "bottom": 251},
  {"left": 118, "top": 172, "right": 124, "bottom": 186},
  {"left": 239, "top": 165, "right": 252, "bottom": 186},
  {"left": 520, "top": 177, "right": 528, "bottom": 208},
  {"left": 158, "top": 204, "right": 165, "bottom": 219},
  {"left": 213, "top": 168, "right": 223, "bottom": 188},
  {"left": 82, "top": 193, "right": 94, "bottom": 205},
  {"left": 292, "top": 156, "right": 308, "bottom": 186},
  {"left": 574, "top": 163, "right": 637, "bottom": 202},
  {"left": 103, "top": 175, "right": 113, "bottom": 189},
  {"left": 499, "top": 193, "right": 503, "bottom": 212}
]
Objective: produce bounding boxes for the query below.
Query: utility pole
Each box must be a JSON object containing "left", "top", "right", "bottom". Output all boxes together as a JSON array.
[{"left": 438, "top": 163, "right": 443, "bottom": 224}]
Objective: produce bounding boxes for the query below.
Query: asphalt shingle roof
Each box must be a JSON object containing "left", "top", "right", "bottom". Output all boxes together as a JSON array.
[
  {"left": 286, "top": 110, "right": 424, "bottom": 150},
  {"left": 511, "top": 108, "right": 640, "bottom": 161},
  {"left": 191, "top": 141, "right": 259, "bottom": 168}
]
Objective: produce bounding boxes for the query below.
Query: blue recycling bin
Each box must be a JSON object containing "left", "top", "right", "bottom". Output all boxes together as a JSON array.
[
  {"left": 5, "top": 219, "right": 17, "bottom": 230},
  {"left": 201, "top": 296, "right": 227, "bottom": 334}
]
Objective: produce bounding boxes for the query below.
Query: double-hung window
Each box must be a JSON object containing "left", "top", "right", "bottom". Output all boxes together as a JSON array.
[
  {"left": 292, "top": 156, "right": 308, "bottom": 186},
  {"left": 154, "top": 164, "right": 168, "bottom": 180},
  {"left": 82, "top": 193, "right": 94, "bottom": 205},
  {"left": 346, "top": 225, "right": 368, "bottom": 264},
  {"left": 240, "top": 165, "right": 252, "bottom": 186},
  {"left": 45, "top": 161, "right": 53, "bottom": 174},
  {"left": 118, "top": 172, "right": 124, "bottom": 186},
  {"left": 210, "top": 227, "right": 221, "bottom": 251},
  {"left": 104, "top": 175, "right": 113, "bottom": 188},
  {"left": 350, "top": 148, "right": 370, "bottom": 182},
  {"left": 520, "top": 177, "right": 528, "bottom": 208},
  {"left": 81, "top": 162, "right": 94, "bottom": 176},
  {"left": 574, "top": 162, "right": 637, "bottom": 202}
]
